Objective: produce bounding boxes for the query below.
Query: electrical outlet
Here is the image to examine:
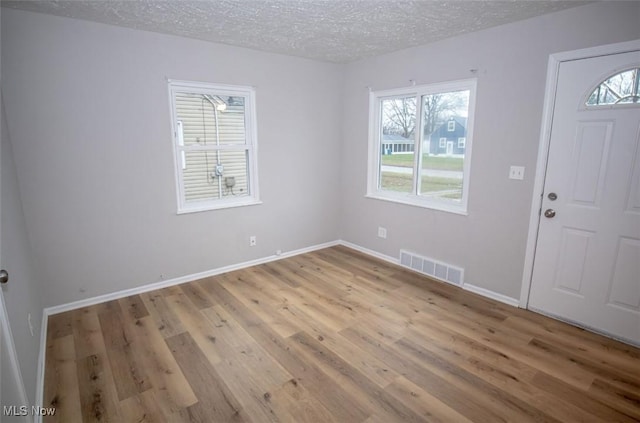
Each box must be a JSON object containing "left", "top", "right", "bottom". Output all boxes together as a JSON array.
[
  {"left": 509, "top": 165, "right": 525, "bottom": 180},
  {"left": 249, "top": 236, "right": 257, "bottom": 247},
  {"left": 378, "top": 227, "right": 387, "bottom": 239}
]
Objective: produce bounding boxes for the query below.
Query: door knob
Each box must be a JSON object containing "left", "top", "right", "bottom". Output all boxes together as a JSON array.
[
  {"left": 0, "top": 269, "right": 8, "bottom": 284},
  {"left": 544, "top": 209, "right": 556, "bottom": 218}
]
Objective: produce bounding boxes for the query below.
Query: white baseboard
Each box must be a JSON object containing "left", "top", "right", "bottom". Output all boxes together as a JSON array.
[
  {"left": 338, "top": 240, "right": 400, "bottom": 265},
  {"left": 35, "top": 237, "right": 518, "bottom": 418},
  {"left": 462, "top": 283, "right": 520, "bottom": 307},
  {"left": 0, "top": 290, "right": 30, "bottom": 416},
  {"left": 529, "top": 306, "right": 640, "bottom": 348},
  {"left": 340, "top": 240, "right": 519, "bottom": 308},
  {"left": 45, "top": 239, "right": 516, "bottom": 316},
  {"left": 34, "top": 311, "right": 48, "bottom": 423},
  {"left": 44, "top": 240, "right": 340, "bottom": 316},
  {"left": 35, "top": 239, "right": 340, "bottom": 418}
]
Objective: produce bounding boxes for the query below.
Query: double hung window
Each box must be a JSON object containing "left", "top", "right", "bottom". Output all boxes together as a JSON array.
[{"left": 168, "top": 81, "right": 259, "bottom": 213}]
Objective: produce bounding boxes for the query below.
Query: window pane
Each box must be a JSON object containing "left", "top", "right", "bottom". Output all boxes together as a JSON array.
[
  {"left": 379, "top": 96, "right": 416, "bottom": 193},
  {"left": 586, "top": 68, "right": 640, "bottom": 106},
  {"left": 420, "top": 90, "right": 470, "bottom": 201},
  {"left": 183, "top": 150, "right": 249, "bottom": 202},
  {"left": 175, "top": 93, "right": 246, "bottom": 146}
]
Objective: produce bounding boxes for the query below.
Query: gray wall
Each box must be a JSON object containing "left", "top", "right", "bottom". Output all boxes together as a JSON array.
[
  {"left": 2, "top": 2, "right": 639, "bottom": 311},
  {"left": 3, "top": 0, "right": 638, "bottom": 407},
  {"left": 339, "top": 1, "right": 640, "bottom": 299},
  {"left": 1, "top": 7, "right": 43, "bottom": 405},
  {"left": 1, "top": 8, "right": 343, "bottom": 307}
]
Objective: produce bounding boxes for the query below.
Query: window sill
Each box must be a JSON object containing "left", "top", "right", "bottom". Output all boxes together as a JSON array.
[
  {"left": 177, "top": 198, "right": 262, "bottom": 215},
  {"left": 365, "top": 192, "right": 468, "bottom": 216}
]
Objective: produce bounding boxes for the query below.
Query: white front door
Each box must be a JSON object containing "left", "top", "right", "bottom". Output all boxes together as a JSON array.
[
  {"left": 528, "top": 48, "right": 640, "bottom": 344},
  {"left": 446, "top": 141, "right": 454, "bottom": 156}
]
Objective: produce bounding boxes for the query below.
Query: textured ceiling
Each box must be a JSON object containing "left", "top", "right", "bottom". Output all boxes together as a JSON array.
[{"left": 1, "top": 1, "right": 589, "bottom": 63}]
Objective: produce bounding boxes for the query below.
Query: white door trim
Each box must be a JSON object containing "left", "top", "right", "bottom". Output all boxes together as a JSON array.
[
  {"left": 520, "top": 38, "right": 640, "bottom": 308},
  {"left": 0, "top": 289, "right": 30, "bottom": 411}
]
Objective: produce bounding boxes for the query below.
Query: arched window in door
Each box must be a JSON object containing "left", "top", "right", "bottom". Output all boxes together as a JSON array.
[{"left": 586, "top": 67, "right": 640, "bottom": 106}]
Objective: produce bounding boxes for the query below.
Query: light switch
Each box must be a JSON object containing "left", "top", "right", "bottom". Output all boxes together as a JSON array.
[{"left": 509, "top": 166, "right": 525, "bottom": 180}]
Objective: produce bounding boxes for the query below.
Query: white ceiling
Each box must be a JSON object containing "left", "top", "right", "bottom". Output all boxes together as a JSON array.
[{"left": 1, "top": 1, "right": 589, "bottom": 63}]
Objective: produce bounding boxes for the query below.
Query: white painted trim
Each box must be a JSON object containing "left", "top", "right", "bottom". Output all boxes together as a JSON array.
[
  {"left": 366, "top": 89, "right": 380, "bottom": 197},
  {"left": 462, "top": 283, "right": 520, "bottom": 307},
  {"left": 34, "top": 239, "right": 333, "bottom": 420},
  {"left": 338, "top": 240, "right": 400, "bottom": 265},
  {"left": 176, "top": 199, "right": 263, "bottom": 215},
  {"left": 546, "top": 39, "right": 640, "bottom": 65},
  {"left": 520, "top": 52, "right": 558, "bottom": 307},
  {"left": 0, "top": 289, "right": 30, "bottom": 412},
  {"left": 45, "top": 240, "right": 340, "bottom": 316},
  {"left": 339, "top": 240, "right": 519, "bottom": 307},
  {"left": 36, "top": 237, "right": 520, "bottom": 411},
  {"left": 529, "top": 306, "right": 640, "bottom": 348},
  {"left": 34, "top": 311, "right": 48, "bottom": 423},
  {"left": 45, "top": 238, "right": 518, "bottom": 315},
  {"left": 520, "top": 39, "right": 640, "bottom": 308},
  {"left": 365, "top": 194, "right": 469, "bottom": 216}
]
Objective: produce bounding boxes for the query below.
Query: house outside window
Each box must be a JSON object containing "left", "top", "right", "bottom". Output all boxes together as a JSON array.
[
  {"left": 367, "top": 78, "right": 477, "bottom": 214},
  {"left": 168, "top": 80, "right": 260, "bottom": 213},
  {"left": 586, "top": 67, "right": 640, "bottom": 106}
]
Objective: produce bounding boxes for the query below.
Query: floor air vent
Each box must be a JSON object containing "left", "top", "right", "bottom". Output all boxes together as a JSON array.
[{"left": 399, "top": 250, "right": 464, "bottom": 286}]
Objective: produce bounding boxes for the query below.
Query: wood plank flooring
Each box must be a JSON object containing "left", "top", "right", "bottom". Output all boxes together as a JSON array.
[{"left": 43, "top": 245, "right": 640, "bottom": 422}]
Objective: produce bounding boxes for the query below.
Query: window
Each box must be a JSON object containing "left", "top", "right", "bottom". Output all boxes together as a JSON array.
[
  {"left": 586, "top": 67, "right": 640, "bottom": 106},
  {"left": 168, "top": 81, "right": 259, "bottom": 213},
  {"left": 367, "top": 78, "right": 476, "bottom": 214},
  {"left": 447, "top": 120, "right": 456, "bottom": 131}
]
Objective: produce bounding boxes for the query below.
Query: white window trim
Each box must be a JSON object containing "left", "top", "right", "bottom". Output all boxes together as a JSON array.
[
  {"left": 439, "top": 137, "right": 447, "bottom": 148},
  {"left": 168, "top": 80, "right": 261, "bottom": 214},
  {"left": 447, "top": 120, "right": 456, "bottom": 131},
  {"left": 458, "top": 137, "right": 466, "bottom": 148},
  {"left": 366, "top": 78, "right": 477, "bottom": 215},
  {"left": 176, "top": 120, "right": 186, "bottom": 170}
]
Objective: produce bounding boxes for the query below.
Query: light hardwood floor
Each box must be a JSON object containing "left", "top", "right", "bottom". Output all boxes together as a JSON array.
[{"left": 44, "top": 245, "right": 640, "bottom": 422}]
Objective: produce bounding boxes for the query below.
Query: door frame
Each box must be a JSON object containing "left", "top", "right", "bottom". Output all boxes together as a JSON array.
[
  {"left": 520, "top": 38, "right": 640, "bottom": 308},
  {"left": 1, "top": 289, "right": 30, "bottom": 409},
  {"left": 1, "top": 86, "right": 30, "bottom": 416}
]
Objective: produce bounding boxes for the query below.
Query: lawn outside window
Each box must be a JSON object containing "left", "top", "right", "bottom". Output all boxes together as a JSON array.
[
  {"left": 366, "top": 78, "right": 477, "bottom": 214},
  {"left": 168, "top": 80, "right": 260, "bottom": 214}
]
